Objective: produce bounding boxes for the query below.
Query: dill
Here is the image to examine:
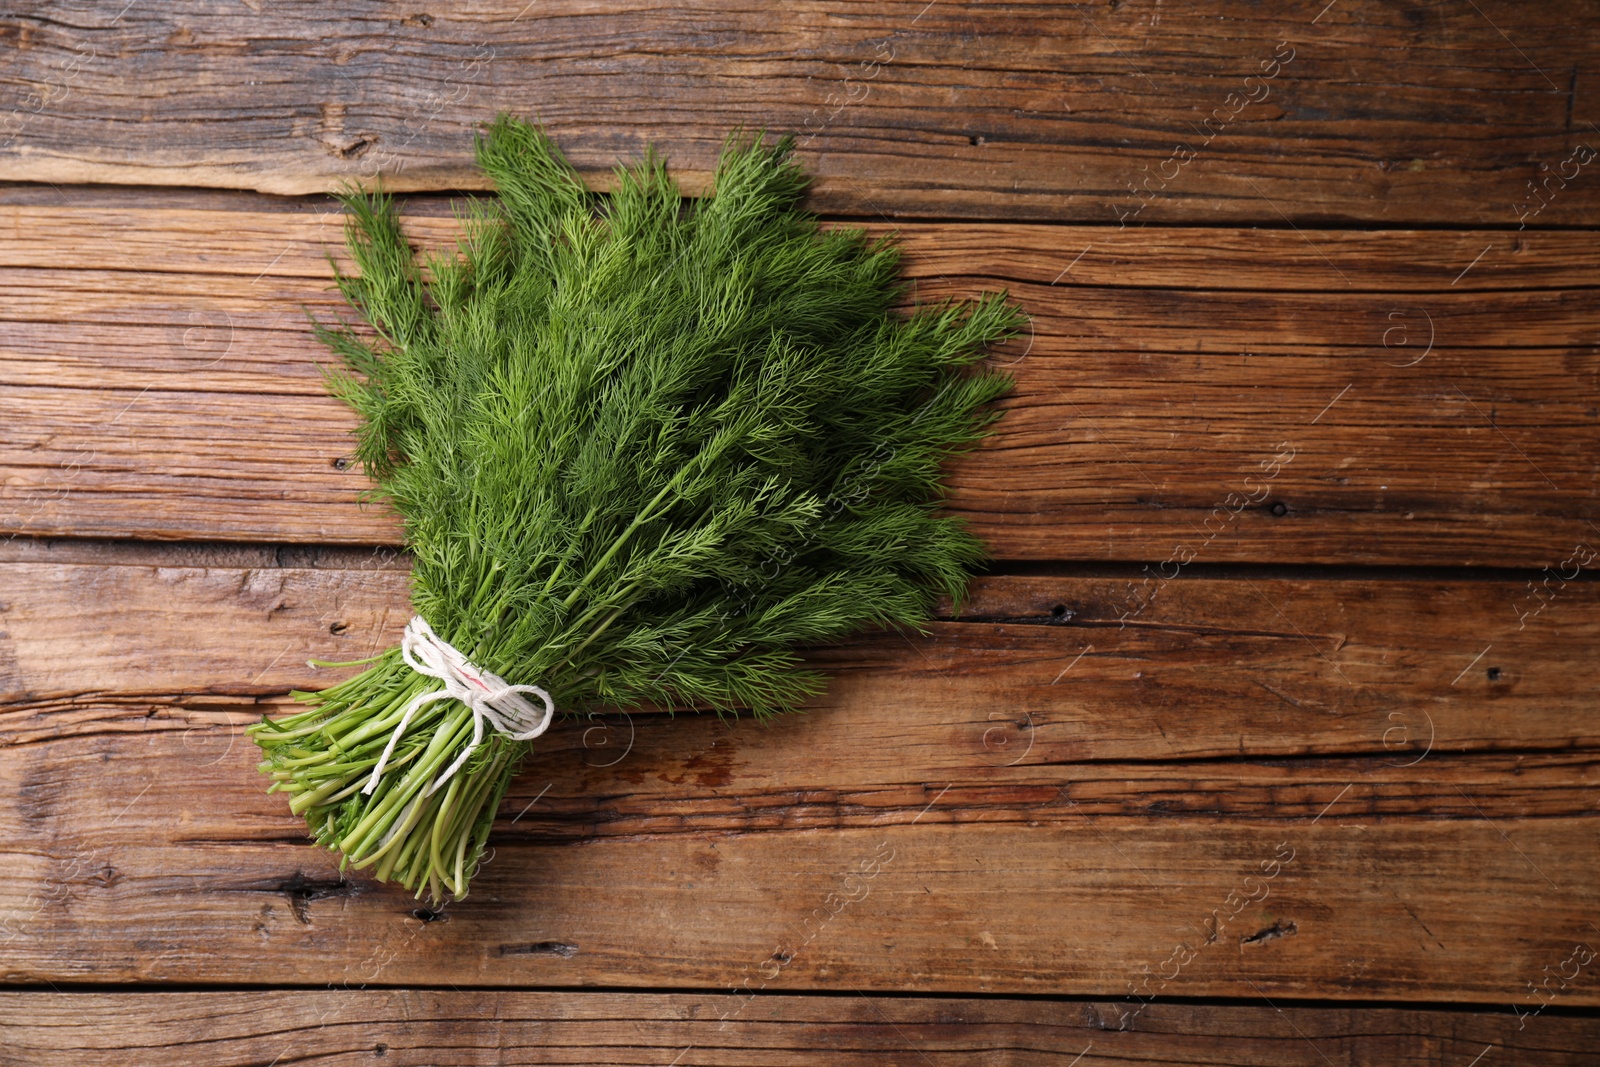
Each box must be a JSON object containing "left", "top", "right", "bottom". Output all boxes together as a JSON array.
[{"left": 248, "top": 116, "right": 1022, "bottom": 904}]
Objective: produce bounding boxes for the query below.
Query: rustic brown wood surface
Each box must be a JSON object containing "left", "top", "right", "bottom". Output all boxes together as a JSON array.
[
  {"left": 3, "top": 200, "right": 1597, "bottom": 565},
  {"left": 0, "top": 2, "right": 1597, "bottom": 226},
  {"left": 2, "top": 0, "right": 1598, "bottom": 1059},
  {"left": 3, "top": 991, "right": 1598, "bottom": 1067}
]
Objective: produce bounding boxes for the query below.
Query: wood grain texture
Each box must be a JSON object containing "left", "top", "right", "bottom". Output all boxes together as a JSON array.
[
  {"left": 1, "top": 2, "right": 1597, "bottom": 225},
  {"left": 2, "top": 739, "right": 1595, "bottom": 999},
  {"left": 3, "top": 545, "right": 1597, "bottom": 761},
  {"left": 3, "top": 202, "right": 1597, "bottom": 564},
  {"left": 2, "top": 991, "right": 1597, "bottom": 1067},
  {"left": 3, "top": 0, "right": 1596, "bottom": 1039},
  {"left": 1, "top": 549, "right": 1597, "bottom": 1001}
]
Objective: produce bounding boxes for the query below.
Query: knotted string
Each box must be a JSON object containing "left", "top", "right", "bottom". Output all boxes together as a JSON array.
[{"left": 361, "top": 616, "right": 555, "bottom": 797}]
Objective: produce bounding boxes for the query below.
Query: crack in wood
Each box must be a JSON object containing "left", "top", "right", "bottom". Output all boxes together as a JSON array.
[
  {"left": 498, "top": 941, "right": 578, "bottom": 958},
  {"left": 1240, "top": 920, "right": 1298, "bottom": 946}
]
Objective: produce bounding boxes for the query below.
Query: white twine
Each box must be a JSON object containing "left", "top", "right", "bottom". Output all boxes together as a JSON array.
[{"left": 361, "top": 616, "right": 555, "bottom": 797}]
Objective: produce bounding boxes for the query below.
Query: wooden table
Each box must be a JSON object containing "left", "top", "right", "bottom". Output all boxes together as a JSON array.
[{"left": 2, "top": 3, "right": 1597, "bottom": 1063}]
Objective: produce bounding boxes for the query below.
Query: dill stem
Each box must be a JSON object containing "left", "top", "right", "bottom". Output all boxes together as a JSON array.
[
  {"left": 379, "top": 802, "right": 431, "bottom": 883},
  {"left": 537, "top": 504, "right": 599, "bottom": 599},
  {"left": 560, "top": 475, "right": 682, "bottom": 610},
  {"left": 363, "top": 792, "right": 428, "bottom": 871},
  {"left": 288, "top": 775, "right": 357, "bottom": 815},
  {"left": 428, "top": 773, "right": 464, "bottom": 890},
  {"left": 326, "top": 684, "right": 430, "bottom": 752},
  {"left": 558, "top": 600, "right": 631, "bottom": 670},
  {"left": 308, "top": 652, "right": 390, "bottom": 668},
  {"left": 338, "top": 705, "right": 473, "bottom": 856}
]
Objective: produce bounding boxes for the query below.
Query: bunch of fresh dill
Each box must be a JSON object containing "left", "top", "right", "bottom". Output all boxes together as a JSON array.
[{"left": 248, "top": 116, "right": 1022, "bottom": 905}]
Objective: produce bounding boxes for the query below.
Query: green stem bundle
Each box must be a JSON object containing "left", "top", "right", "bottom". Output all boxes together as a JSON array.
[{"left": 251, "top": 658, "right": 502, "bottom": 901}]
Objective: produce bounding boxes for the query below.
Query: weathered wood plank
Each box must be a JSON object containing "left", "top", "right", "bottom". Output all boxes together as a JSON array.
[
  {"left": 2, "top": 547, "right": 1596, "bottom": 761},
  {"left": 1, "top": 549, "right": 1597, "bottom": 1000},
  {"left": 3, "top": 204, "right": 1597, "bottom": 564},
  {"left": 11, "top": 199, "right": 1600, "bottom": 291},
  {"left": 0, "top": 2, "right": 1596, "bottom": 226},
  {"left": 2, "top": 762, "right": 1596, "bottom": 999},
  {"left": 9, "top": 683, "right": 1600, "bottom": 839},
  {"left": 2, "top": 990, "right": 1596, "bottom": 1066}
]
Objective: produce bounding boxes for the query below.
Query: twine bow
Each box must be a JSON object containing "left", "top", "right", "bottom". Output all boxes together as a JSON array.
[{"left": 361, "top": 616, "right": 555, "bottom": 796}]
